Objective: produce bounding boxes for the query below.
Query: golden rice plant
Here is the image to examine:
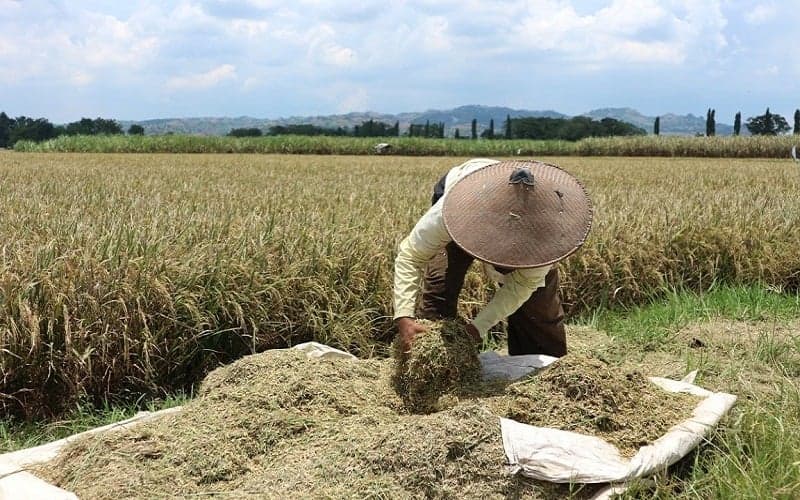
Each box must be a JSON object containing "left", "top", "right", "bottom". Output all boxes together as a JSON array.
[{"left": 0, "top": 152, "right": 798, "bottom": 417}]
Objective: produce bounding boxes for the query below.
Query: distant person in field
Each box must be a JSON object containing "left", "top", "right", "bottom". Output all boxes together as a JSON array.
[{"left": 393, "top": 158, "right": 592, "bottom": 356}]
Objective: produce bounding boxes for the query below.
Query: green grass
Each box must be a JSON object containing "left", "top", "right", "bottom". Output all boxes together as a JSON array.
[
  {"left": 0, "top": 393, "right": 187, "bottom": 453},
  {"left": 13, "top": 133, "right": 800, "bottom": 158},
  {"left": 580, "top": 284, "right": 800, "bottom": 348}
]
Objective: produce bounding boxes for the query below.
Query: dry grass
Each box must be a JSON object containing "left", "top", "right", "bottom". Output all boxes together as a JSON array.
[
  {"left": 37, "top": 342, "right": 697, "bottom": 499},
  {"left": 391, "top": 319, "right": 481, "bottom": 413},
  {"left": 1, "top": 152, "right": 798, "bottom": 417},
  {"left": 497, "top": 355, "right": 697, "bottom": 457}
]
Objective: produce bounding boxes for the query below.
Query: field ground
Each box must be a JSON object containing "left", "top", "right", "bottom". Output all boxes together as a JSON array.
[{"left": 0, "top": 152, "right": 798, "bottom": 497}]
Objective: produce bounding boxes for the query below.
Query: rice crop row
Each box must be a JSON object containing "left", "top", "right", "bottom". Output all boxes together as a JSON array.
[
  {"left": 12, "top": 135, "right": 573, "bottom": 156},
  {"left": 0, "top": 152, "right": 798, "bottom": 417},
  {"left": 12, "top": 134, "right": 800, "bottom": 158}
]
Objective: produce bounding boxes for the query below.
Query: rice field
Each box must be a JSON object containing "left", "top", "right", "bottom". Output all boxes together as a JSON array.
[{"left": 0, "top": 151, "right": 799, "bottom": 418}]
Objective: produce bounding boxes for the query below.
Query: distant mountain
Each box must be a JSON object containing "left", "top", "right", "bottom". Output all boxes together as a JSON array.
[
  {"left": 119, "top": 105, "right": 736, "bottom": 137},
  {"left": 582, "top": 107, "right": 737, "bottom": 136}
]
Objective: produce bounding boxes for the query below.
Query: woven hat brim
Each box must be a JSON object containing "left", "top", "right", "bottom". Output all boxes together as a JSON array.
[{"left": 442, "top": 161, "right": 593, "bottom": 269}]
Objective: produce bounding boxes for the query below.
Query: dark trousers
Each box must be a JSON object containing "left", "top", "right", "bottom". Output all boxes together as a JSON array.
[{"left": 418, "top": 174, "right": 567, "bottom": 357}]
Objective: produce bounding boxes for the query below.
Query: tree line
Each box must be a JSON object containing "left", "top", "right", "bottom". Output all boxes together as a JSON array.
[
  {"left": 654, "top": 108, "right": 800, "bottom": 136},
  {"left": 0, "top": 112, "right": 143, "bottom": 148},
  {"left": 4, "top": 107, "right": 799, "bottom": 149},
  {"left": 230, "top": 120, "right": 411, "bottom": 138},
  {"left": 232, "top": 116, "right": 645, "bottom": 141}
]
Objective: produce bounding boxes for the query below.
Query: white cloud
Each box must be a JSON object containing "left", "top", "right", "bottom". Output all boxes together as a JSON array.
[
  {"left": 166, "top": 64, "right": 238, "bottom": 90},
  {"left": 319, "top": 44, "right": 356, "bottom": 66},
  {"left": 744, "top": 3, "right": 776, "bottom": 24},
  {"left": 306, "top": 24, "right": 357, "bottom": 66},
  {"left": 756, "top": 65, "right": 779, "bottom": 77},
  {"left": 69, "top": 71, "right": 93, "bottom": 86},
  {"left": 242, "top": 76, "right": 260, "bottom": 91},
  {"left": 510, "top": 0, "right": 727, "bottom": 66},
  {"left": 336, "top": 87, "right": 369, "bottom": 113}
]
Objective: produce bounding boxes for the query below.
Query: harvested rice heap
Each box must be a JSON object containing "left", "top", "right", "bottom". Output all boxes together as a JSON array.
[
  {"left": 496, "top": 355, "right": 692, "bottom": 455},
  {"left": 392, "top": 319, "right": 481, "bottom": 413},
  {"left": 38, "top": 326, "right": 699, "bottom": 499}
]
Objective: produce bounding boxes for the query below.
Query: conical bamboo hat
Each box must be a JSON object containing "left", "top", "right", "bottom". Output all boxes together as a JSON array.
[{"left": 442, "top": 160, "right": 592, "bottom": 268}]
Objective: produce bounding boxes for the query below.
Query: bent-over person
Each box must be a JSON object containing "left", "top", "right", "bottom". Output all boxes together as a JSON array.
[{"left": 393, "top": 158, "right": 592, "bottom": 356}]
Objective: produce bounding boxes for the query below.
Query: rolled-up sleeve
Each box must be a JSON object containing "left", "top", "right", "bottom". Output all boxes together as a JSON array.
[
  {"left": 471, "top": 265, "right": 551, "bottom": 339},
  {"left": 393, "top": 200, "right": 451, "bottom": 319}
]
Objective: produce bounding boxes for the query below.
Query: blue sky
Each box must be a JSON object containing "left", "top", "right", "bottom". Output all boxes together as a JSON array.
[{"left": 1, "top": 0, "right": 798, "bottom": 124}]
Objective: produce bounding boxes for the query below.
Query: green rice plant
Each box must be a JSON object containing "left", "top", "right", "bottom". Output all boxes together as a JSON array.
[{"left": 14, "top": 134, "right": 800, "bottom": 158}]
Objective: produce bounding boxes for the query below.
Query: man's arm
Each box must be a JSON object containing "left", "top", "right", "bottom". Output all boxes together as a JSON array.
[
  {"left": 471, "top": 265, "right": 551, "bottom": 340},
  {"left": 393, "top": 199, "right": 452, "bottom": 319}
]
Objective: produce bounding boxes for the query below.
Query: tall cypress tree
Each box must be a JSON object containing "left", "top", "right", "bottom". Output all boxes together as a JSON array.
[
  {"left": 488, "top": 119, "right": 495, "bottom": 139},
  {"left": 653, "top": 116, "right": 660, "bottom": 136},
  {"left": 734, "top": 112, "right": 741, "bottom": 136},
  {"left": 424, "top": 120, "right": 430, "bottom": 138},
  {"left": 710, "top": 109, "right": 715, "bottom": 136},
  {"left": 765, "top": 107, "right": 773, "bottom": 133},
  {"left": 705, "top": 108, "right": 716, "bottom": 136},
  {"left": 454, "top": 128, "right": 460, "bottom": 139},
  {"left": 0, "top": 112, "right": 11, "bottom": 149},
  {"left": 471, "top": 118, "right": 477, "bottom": 139},
  {"left": 794, "top": 109, "right": 800, "bottom": 135},
  {"left": 505, "top": 114, "right": 512, "bottom": 139}
]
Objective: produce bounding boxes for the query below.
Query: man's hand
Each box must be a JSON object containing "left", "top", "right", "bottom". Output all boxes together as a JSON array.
[
  {"left": 396, "top": 317, "right": 427, "bottom": 353},
  {"left": 465, "top": 323, "right": 482, "bottom": 345}
]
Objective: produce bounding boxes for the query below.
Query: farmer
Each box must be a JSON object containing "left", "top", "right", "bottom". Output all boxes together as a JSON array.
[{"left": 393, "top": 158, "right": 592, "bottom": 357}]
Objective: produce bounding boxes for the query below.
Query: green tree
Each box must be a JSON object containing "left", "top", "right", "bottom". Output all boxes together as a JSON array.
[
  {"left": 393, "top": 121, "right": 400, "bottom": 137},
  {"left": 128, "top": 124, "right": 145, "bottom": 135},
  {"left": 733, "top": 112, "right": 741, "bottom": 136},
  {"left": 268, "top": 124, "right": 347, "bottom": 136},
  {"left": 509, "top": 116, "right": 644, "bottom": 140},
  {"left": 454, "top": 128, "right": 460, "bottom": 139},
  {"left": 228, "top": 127, "right": 262, "bottom": 137},
  {"left": 66, "top": 118, "right": 95, "bottom": 135},
  {"left": 0, "top": 111, "right": 11, "bottom": 148},
  {"left": 424, "top": 120, "right": 430, "bottom": 137},
  {"left": 505, "top": 114, "right": 512, "bottom": 139},
  {"left": 794, "top": 109, "right": 799, "bottom": 135},
  {"left": 484, "top": 118, "right": 494, "bottom": 139},
  {"left": 705, "top": 108, "right": 716, "bottom": 136},
  {"left": 471, "top": 118, "right": 477, "bottom": 140},
  {"left": 746, "top": 107, "right": 790, "bottom": 135},
  {"left": 94, "top": 118, "right": 123, "bottom": 135},
  {"left": 65, "top": 117, "right": 122, "bottom": 135},
  {"left": 653, "top": 116, "right": 660, "bottom": 136},
  {"left": 8, "top": 116, "right": 57, "bottom": 144}
]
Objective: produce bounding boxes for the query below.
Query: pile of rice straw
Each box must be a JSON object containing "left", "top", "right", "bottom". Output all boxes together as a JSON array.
[
  {"left": 391, "top": 319, "right": 481, "bottom": 413},
  {"left": 37, "top": 324, "right": 698, "bottom": 499}
]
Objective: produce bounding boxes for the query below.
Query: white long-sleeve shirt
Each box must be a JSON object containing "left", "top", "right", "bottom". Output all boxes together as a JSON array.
[{"left": 393, "top": 158, "right": 551, "bottom": 340}]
